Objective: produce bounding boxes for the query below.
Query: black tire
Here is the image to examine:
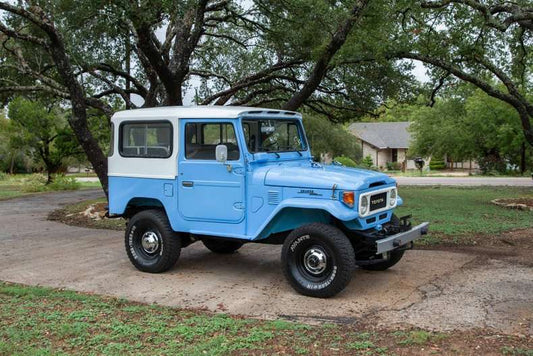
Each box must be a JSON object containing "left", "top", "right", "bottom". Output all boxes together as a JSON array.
[
  {"left": 202, "top": 239, "right": 243, "bottom": 254},
  {"left": 358, "top": 215, "right": 405, "bottom": 271},
  {"left": 282, "top": 223, "right": 355, "bottom": 298},
  {"left": 125, "top": 209, "right": 181, "bottom": 273},
  {"left": 358, "top": 250, "right": 405, "bottom": 271}
]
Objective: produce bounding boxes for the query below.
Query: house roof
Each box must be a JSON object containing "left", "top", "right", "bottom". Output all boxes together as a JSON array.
[
  {"left": 348, "top": 122, "right": 411, "bottom": 149},
  {"left": 112, "top": 106, "right": 301, "bottom": 120}
]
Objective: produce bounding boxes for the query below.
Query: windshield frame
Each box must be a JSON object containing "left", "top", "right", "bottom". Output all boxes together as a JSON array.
[{"left": 240, "top": 117, "right": 309, "bottom": 154}]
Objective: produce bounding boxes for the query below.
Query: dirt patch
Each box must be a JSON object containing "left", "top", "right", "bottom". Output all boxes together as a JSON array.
[
  {"left": 419, "top": 229, "right": 533, "bottom": 267},
  {"left": 492, "top": 198, "right": 533, "bottom": 211},
  {"left": 48, "top": 199, "right": 125, "bottom": 230}
]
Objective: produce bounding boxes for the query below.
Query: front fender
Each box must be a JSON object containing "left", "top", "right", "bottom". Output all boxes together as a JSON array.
[
  {"left": 276, "top": 198, "right": 359, "bottom": 221},
  {"left": 253, "top": 197, "right": 358, "bottom": 240}
]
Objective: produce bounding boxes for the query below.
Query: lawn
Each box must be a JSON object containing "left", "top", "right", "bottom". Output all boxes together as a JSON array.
[
  {"left": 0, "top": 282, "right": 530, "bottom": 355},
  {"left": 396, "top": 186, "right": 533, "bottom": 245},
  {"left": 0, "top": 174, "right": 101, "bottom": 201}
]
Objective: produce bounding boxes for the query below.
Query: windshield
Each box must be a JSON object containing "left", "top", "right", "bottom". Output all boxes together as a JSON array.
[{"left": 242, "top": 119, "right": 307, "bottom": 153}]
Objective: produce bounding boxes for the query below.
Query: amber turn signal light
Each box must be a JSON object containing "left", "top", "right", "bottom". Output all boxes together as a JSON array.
[{"left": 342, "top": 191, "right": 355, "bottom": 208}]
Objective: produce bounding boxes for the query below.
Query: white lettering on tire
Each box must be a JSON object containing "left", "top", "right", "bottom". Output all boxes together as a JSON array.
[
  {"left": 290, "top": 234, "right": 310, "bottom": 252},
  {"left": 306, "top": 266, "right": 337, "bottom": 290},
  {"left": 129, "top": 225, "right": 138, "bottom": 260}
]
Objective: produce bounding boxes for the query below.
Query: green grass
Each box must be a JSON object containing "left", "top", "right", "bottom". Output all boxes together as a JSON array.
[
  {"left": 0, "top": 282, "right": 528, "bottom": 355},
  {"left": 396, "top": 186, "right": 533, "bottom": 245},
  {"left": 65, "top": 172, "right": 98, "bottom": 178},
  {"left": 0, "top": 174, "right": 101, "bottom": 201},
  {"left": 78, "top": 181, "right": 102, "bottom": 189}
]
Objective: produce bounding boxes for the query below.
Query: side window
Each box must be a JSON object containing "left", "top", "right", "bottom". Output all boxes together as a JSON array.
[
  {"left": 120, "top": 121, "right": 172, "bottom": 158},
  {"left": 185, "top": 122, "right": 240, "bottom": 160}
]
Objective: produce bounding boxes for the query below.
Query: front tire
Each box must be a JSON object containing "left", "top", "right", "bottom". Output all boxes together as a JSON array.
[
  {"left": 125, "top": 209, "right": 181, "bottom": 273},
  {"left": 358, "top": 214, "right": 406, "bottom": 271},
  {"left": 358, "top": 250, "right": 405, "bottom": 271},
  {"left": 282, "top": 223, "right": 355, "bottom": 298}
]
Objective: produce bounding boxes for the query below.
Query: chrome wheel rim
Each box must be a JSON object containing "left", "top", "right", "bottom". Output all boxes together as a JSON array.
[
  {"left": 303, "top": 246, "right": 327, "bottom": 275},
  {"left": 141, "top": 231, "right": 160, "bottom": 254}
]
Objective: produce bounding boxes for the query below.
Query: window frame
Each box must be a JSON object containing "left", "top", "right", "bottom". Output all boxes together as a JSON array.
[
  {"left": 108, "top": 122, "right": 114, "bottom": 157},
  {"left": 240, "top": 118, "right": 308, "bottom": 154},
  {"left": 184, "top": 121, "right": 241, "bottom": 161},
  {"left": 118, "top": 120, "right": 174, "bottom": 159}
]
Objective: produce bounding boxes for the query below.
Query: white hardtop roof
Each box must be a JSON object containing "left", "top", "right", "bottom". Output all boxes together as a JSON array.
[{"left": 112, "top": 106, "right": 301, "bottom": 120}]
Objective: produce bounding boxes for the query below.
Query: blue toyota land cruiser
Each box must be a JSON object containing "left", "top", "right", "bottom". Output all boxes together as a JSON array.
[{"left": 108, "top": 106, "right": 428, "bottom": 298}]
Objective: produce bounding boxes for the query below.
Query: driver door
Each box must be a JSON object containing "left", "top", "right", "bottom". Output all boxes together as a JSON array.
[{"left": 177, "top": 120, "right": 245, "bottom": 223}]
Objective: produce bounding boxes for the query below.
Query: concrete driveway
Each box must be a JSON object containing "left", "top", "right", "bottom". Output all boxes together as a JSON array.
[{"left": 0, "top": 190, "right": 532, "bottom": 335}]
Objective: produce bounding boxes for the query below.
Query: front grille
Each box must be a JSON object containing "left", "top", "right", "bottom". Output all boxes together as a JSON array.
[{"left": 369, "top": 192, "right": 387, "bottom": 212}]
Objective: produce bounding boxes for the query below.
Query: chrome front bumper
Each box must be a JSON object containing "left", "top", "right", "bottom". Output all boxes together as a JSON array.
[{"left": 375, "top": 222, "right": 429, "bottom": 254}]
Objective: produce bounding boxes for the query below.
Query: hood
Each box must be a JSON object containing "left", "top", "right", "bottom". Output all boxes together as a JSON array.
[{"left": 264, "top": 164, "right": 395, "bottom": 191}]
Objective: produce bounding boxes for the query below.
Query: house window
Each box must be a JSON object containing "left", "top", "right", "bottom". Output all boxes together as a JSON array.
[{"left": 392, "top": 149, "right": 398, "bottom": 163}]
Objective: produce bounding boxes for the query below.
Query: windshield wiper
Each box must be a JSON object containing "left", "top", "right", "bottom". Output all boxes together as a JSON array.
[
  {"left": 258, "top": 148, "right": 280, "bottom": 158},
  {"left": 274, "top": 146, "right": 304, "bottom": 156}
]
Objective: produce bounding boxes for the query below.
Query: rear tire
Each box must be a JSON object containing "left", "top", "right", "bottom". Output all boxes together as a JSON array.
[
  {"left": 282, "top": 223, "right": 355, "bottom": 298},
  {"left": 202, "top": 239, "right": 243, "bottom": 254},
  {"left": 125, "top": 209, "right": 181, "bottom": 273}
]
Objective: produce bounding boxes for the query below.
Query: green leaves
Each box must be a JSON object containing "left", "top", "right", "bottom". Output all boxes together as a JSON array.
[{"left": 6, "top": 97, "right": 81, "bottom": 178}]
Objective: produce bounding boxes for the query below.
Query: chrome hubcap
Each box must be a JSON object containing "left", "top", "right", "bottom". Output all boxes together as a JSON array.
[
  {"left": 141, "top": 231, "right": 160, "bottom": 254},
  {"left": 303, "top": 247, "right": 327, "bottom": 275}
]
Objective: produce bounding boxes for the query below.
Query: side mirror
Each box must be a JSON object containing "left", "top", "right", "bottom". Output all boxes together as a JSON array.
[{"left": 215, "top": 144, "right": 228, "bottom": 162}]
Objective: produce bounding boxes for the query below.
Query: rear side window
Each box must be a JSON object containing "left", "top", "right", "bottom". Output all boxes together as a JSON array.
[
  {"left": 120, "top": 121, "right": 173, "bottom": 158},
  {"left": 185, "top": 122, "right": 240, "bottom": 160}
]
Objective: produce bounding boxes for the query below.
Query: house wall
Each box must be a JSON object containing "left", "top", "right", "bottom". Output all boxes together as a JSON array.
[
  {"left": 376, "top": 149, "right": 390, "bottom": 169},
  {"left": 361, "top": 142, "right": 377, "bottom": 163}
]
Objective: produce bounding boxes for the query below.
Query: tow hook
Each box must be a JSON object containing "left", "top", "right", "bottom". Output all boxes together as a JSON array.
[{"left": 400, "top": 215, "right": 412, "bottom": 229}]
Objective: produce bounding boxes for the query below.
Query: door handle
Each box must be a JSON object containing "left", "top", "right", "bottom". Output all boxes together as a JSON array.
[{"left": 182, "top": 181, "right": 194, "bottom": 187}]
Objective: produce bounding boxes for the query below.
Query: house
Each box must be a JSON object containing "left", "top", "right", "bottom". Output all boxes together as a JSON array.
[
  {"left": 348, "top": 121, "right": 479, "bottom": 171},
  {"left": 348, "top": 122, "right": 417, "bottom": 169}
]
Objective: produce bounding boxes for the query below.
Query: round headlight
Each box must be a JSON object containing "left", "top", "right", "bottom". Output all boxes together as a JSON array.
[
  {"left": 360, "top": 196, "right": 369, "bottom": 215},
  {"left": 390, "top": 188, "right": 397, "bottom": 206}
]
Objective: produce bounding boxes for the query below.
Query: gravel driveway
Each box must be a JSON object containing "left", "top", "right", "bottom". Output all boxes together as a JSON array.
[{"left": 0, "top": 190, "right": 531, "bottom": 335}]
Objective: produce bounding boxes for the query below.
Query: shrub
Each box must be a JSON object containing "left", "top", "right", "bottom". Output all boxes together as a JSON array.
[
  {"left": 0, "top": 172, "right": 7, "bottom": 181},
  {"left": 359, "top": 155, "right": 374, "bottom": 169},
  {"left": 386, "top": 162, "right": 402, "bottom": 171},
  {"left": 333, "top": 156, "right": 357, "bottom": 168},
  {"left": 477, "top": 155, "right": 507, "bottom": 175},
  {"left": 48, "top": 175, "right": 81, "bottom": 191},
  {"left": 429, "top": 157, "right": 446, "bottom": 170},
  {"left": 21, "top": 174, "right": 47, "bottom": 192}
]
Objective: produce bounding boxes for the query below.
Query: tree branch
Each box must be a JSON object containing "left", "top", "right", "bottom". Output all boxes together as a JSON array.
[{"left": 282, "top": 0, "right": 369, "bottom": 111}]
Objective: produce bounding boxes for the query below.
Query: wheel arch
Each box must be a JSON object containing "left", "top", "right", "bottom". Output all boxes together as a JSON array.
[
  {"left": 256, "top": 207, "right": 335, "bottom": 241},
  {"left": 123, "top": 197, "right": 166, "bottom": 219}
]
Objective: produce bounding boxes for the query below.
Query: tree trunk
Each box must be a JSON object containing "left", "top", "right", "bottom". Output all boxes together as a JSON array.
[
  {"left": 47, "top": 28, "right": 109, "bottom": 197},
  {"left": 9, "top": 153, "right": 15, "bottom": 174},
  {"left": 520, "top": 142, "right": 526, "bottom": 174}
]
